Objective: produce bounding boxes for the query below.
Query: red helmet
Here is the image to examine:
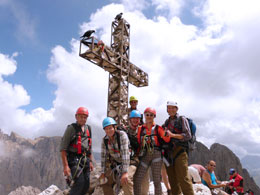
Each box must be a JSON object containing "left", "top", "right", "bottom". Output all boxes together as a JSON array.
[
  {"left": 76, "top": 107, "right": 89, "bottom": 116},
  {"left": 144, "top": 107, "right": 156, "bottom": 117}
]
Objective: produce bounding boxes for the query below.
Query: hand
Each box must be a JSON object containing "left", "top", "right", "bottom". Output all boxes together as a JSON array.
[
  {"left": 120, "top": 172, "right": 128, "bottom": 185},
  {"left": 167, "top": 130, "right": 174, "bottom": 138},
  {"left": 89, "top": 161, "right": 94, "bottom": 171},
  {"left": 63, "top": 165, "right": 71, "bottom": 176}
]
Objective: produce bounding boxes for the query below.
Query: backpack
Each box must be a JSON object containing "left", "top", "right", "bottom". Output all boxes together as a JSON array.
[
  {"left": 164, "top": 116, "right": 197, "bottom": 152},
  {"left": 185, "top": 117, "right": 196, "bottom": 151}
]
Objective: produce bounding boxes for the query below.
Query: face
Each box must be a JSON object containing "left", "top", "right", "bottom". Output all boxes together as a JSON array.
[
  {"left": 130, "top": 100, "right": 138, "bottom": 109},
  {"left": 75, "top": 114, "right": 88, "bottom": 126},
  {"left": 207, "top": 161, "right": 216, "bottom": 172},
  {"left": 167, "top": 106, "right": 178, "bottom": 116},
  {"left": 144, "top": 112, "right": 155, "bottom": 123},
  {"left": 104, "top": 125, "right": 116, "bottom": 138},
  {"left": 130, "top": 117, "right": 140, "bottom": 127}
]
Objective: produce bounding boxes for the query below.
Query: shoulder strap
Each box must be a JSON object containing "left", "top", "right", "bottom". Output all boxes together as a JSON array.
[
  {"left": 87, "top": 125, "right": 92, "bottom": 137},
  {"left": 116, "top": 131, "right": 121, "bottom": 151},
  {"left": 86, "top": 125, "right": 92, "bottom": 149},
  {"left": 104, "top": 138, "right": 109, "bottom": 151},
  {"left": 71, "top": 123, "right": 81, "bottom": 134},
  {"left": 165, "top": 118, "right": 170, "bottom": 128}
]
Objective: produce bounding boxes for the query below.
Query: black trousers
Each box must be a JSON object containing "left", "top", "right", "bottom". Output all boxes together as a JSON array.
[{"left": 68, "top": 156, "right": 90, "bottom": 195}]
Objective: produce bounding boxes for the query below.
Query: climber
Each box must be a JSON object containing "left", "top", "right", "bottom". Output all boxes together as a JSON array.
[
  {"left": 227, "top": 168, "right": 244, "bottom": 195},
  {"left": 60, "top": 107, "right": 93, "bottom": 195},
  {"left": 188, "top": 166, "right": 202, "bottom": 184},
  {"left": 133, "top": 107, "right": 170, "bottom": 195},
  {"left": 202, "top": 160, "right": 228, "bottom": 195},
  {"left": 162, "top": 101, "right": 194, "bottom": 195},
  {"left": 190, "top": 164, "right": 206, "bottom": 178},
  {"left": 99, "top": 117, "right": 132, "bottom": 195},
  {"left": 126, "top": 110, "right": 150, "bottom": 195},
  {"left": 128, "top": 96, "right": 143, "bottom": 125}
]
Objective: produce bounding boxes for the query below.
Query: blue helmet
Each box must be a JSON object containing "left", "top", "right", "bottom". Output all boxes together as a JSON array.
[
  {"left": 229, "top": 168, "right": 235, "bottom": 175},
  {"left": 129, "top": 110, "right": 141, "bottom": 118},
  {"left": 102, "top": 117, "right": 117, "bottom": 129}
]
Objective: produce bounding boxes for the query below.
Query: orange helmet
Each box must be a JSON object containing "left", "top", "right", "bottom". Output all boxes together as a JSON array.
[
  {"left": 76, "top": 107, "right": 89, "bottom": 116},
  {"left": 144, "top": 107, "right": 156, "bottom": 117}
]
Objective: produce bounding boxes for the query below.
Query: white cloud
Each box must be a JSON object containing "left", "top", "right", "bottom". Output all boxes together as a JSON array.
[
  {"left": 0, "top": 53, "right": 17, "bottom": 76},
  {"left": 1, "top": 0, "right": 260, "bottom": 158},
  {"left": 151, "top": 0, "right": 184, "bottom": 17}
]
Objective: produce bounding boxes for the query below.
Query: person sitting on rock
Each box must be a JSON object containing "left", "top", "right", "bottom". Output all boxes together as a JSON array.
[
  {"left": 202, "top": 160, "right": 228, "bottom": 195},
  {"left": 99, "top": 117, "right": 132, "bottom": 195},
  {"left": 188, "top": 166, "right": 202, "bottom": 184},
  {"left": 228, "top": 168, "right": 244, "bottom": 195}
]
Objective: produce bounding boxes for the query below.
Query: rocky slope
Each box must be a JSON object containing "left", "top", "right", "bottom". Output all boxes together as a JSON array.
[{"left": 1, "top": 130, "right": 259, "bottom": 194}]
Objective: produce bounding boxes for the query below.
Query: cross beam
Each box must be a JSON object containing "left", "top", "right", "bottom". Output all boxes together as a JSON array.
[{"left": 79, "top": 16, "right": 148, "bottom": 126}]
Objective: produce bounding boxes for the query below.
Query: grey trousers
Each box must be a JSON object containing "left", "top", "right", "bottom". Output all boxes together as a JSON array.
[{"left": 134, "top": 149, "right": 162, "bottom": 195}]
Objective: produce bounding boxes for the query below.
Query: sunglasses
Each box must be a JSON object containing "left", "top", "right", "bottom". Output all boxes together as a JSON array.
[
  {"left": 145, "top": 114, "right": 154, "bottom": 117},
  {"left": 209, "top": 164, "right": 216, "bottom": 167}
]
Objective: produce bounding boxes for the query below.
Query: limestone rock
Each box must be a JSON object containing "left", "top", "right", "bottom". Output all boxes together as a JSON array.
[
  {"left": 8, "top": 186, "right": 41, "bottom": 195},
  {"left": 38, "top": 185, "right": 63, "bottom": 195}
]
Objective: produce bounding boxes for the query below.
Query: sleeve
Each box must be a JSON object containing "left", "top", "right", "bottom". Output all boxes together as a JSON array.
[
  {"left": 101, "top": 138, "right": 107, "bottom": 174},
  {"left": 120, "top": 131, "right": 130, "bottom": 173},
  {"left": 158, "top": 126, "right": 170, "bottom": 142},
  {"left": 161, "top": 119, "right": 168, "bottom": 129},
  {"left": 59, "top": 125, "right": 73, "bottom": 151},
  {"left": 181, "top": 116, "right": 192, "bottom": 141}
]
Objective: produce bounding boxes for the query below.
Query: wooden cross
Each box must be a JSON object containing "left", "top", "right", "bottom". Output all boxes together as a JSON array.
[{"left": 79, "top": 15, "right": 148, "bottom": 126}]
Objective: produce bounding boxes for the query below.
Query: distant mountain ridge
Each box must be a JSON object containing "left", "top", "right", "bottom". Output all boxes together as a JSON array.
[
  {"left": 0, "top": 129, "right": 259, "bottom": 194},
  {"left": 241, "top": 155, "right": 260, "bottom": 188}
]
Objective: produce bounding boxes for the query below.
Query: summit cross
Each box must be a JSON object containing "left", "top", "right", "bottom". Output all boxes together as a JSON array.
[{"left": 79, "top": 14, "right": 148, "bottom": 126}]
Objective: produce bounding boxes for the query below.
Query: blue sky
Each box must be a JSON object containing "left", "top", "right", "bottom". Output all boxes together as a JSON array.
[
  {"left": 0, "top": 0, "right": 108, "bottom": 110},
  {"left": 1, "top": 0, "right": 260, "bottom": 160}
]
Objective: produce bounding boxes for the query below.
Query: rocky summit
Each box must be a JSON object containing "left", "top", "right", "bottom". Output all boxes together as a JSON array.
[{"left": 1, "top": 129, "right": 260, "bottom": 195}]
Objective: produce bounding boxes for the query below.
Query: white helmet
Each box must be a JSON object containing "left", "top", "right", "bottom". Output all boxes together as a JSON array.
[{"left": 167, "top": 101, "right": 178, "bottom": 108}]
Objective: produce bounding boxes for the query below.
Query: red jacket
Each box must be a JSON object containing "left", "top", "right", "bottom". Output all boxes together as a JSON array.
[{"left": 229, "top": 173, "right": 244, "bottom": 193}]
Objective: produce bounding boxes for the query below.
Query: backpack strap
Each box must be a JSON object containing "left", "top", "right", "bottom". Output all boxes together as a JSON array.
[
  {"left": 86, "top": 125, "right": 92, "bottom": 151},
  {"left": 71, "top": 123, "right": 83, "bottom": 154}
]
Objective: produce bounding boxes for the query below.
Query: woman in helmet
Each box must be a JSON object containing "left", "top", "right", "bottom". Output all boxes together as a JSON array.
[
  {"left": 99, "top": 117, "right": 132, "bottom": 195},
  {"left": 133, "top": 107, "right": 170, "bottom": 195}
]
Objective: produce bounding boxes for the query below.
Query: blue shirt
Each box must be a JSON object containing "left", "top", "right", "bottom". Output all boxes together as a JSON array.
[{"left": 202, "top": 170, "right": 217, "bottom": 187}]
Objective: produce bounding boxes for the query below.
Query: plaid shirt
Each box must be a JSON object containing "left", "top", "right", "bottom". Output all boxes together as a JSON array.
[
  {"left": 164, "top": 113, "right": 192, "bottom": 141},
  {"left": 101, "top": 130, "right": 130, "bottom": 174}
]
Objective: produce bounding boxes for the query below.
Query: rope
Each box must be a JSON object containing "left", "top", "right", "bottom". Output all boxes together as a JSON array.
[
  {"left": 71, "top": 154, "right": 88, "bottom": 186},
  {"left": 141, "top": 134, "right": 154, "bottom": 155},
  {"left": 111, "top": 164, "right": 122, "bottom": 195}
]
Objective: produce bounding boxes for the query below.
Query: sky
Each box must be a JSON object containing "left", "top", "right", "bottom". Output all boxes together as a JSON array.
[{"left": 1, "top": 0, "right": 260, "bottom": 159}]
